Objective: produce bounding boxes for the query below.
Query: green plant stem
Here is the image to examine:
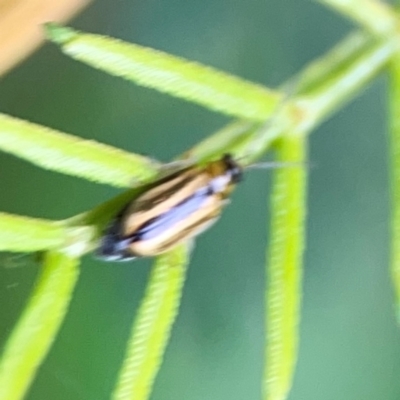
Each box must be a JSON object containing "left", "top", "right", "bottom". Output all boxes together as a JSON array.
[
  {"left": 243, "top": 32, "right": 389, "bottom": 159},
  {"left": 297, "top": 37, "right": 396, "bottom": 133},
  {"left": 183, "top": 30, "right": 390, "bottom": 166},
  {"left": 44, "top": 23, "right": 282, "bottom": 122},
  {"left": 264, "top": 134, "right": 307, "bottom": 400},
  {"left": 182, "top": 30, "right": 372, "bottom": 164},
  {"left": 316, "top": 0, "right": 398, "bottom": 35},
  {"left": 289, "top": 30, "right": 370, "bottom": 95},
  {"left": 112, "top": 244, "right": 190, "bottom": 400},
  {"left": 0, "top": 113, "right": 158, "bottom": 188},
  {"left": 247, "top": 32, "right": 388, "bottom": 158},
  {"left": 182, "top": 120, "right": 261, "bottom": 163},
  {"left": 389, "top": 52, "right": 400, "bottom": 322},
  {"left": 0, "top": 250, "right": 80, "bottom": 400},
  {"left": 0, "top": 212, "right": 66, "bottom": 252}
]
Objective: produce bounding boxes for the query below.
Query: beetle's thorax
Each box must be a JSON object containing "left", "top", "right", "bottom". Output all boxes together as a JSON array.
[{"left": 204, "top": 154, "right": 242, "bottom": 195}]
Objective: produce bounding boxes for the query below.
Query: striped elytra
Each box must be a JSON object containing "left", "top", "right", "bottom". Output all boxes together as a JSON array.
[{"left": 97, "top": 154, "right": 242, "bottom": 261}]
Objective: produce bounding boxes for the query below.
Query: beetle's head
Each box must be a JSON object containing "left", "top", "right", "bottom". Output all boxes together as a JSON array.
[{"left": 222, "top": 154, "right": 242, "bottom": 184}]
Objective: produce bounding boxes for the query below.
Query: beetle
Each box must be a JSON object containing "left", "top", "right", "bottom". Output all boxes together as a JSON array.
[{"left": 97, "top": 154, "right": 242, "bottom": 261}]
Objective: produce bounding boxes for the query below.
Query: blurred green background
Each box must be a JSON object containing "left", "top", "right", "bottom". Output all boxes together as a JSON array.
[{"left": 1, "top": 1, "right": 399, "bottom": 399}]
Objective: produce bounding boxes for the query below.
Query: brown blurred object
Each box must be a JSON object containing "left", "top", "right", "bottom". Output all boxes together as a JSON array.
[{"left": 0, "top": 0, "right": 92, "bottom": 76}]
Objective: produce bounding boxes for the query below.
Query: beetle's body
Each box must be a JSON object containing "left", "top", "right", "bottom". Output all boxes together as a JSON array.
[{"left": 98, "top": 154, "right": 242, "bottom": 261}]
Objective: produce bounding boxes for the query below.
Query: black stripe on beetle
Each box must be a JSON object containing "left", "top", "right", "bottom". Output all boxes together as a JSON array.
[{"left": 97, "top": 154, "right": 242, "bottom": 261}]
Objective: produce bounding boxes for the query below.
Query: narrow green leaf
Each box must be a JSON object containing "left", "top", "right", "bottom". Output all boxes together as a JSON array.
[
  {"left": 0, "top": 212, "right": 66, "bottom": 252},
  {"left": 0, "top": 250, "right": 80, "bottom": 400},
  {"left": 264, "top": 134, "right": 307, "bottom": 400},
  {"left": 112, "top": 244, "right": 190, "bottom": 400},
  {"left": 44, "top": 23, "right": 282, "bottom": 122},
  {"left": 0, "top": 113, "right": 158, "bottom": 188},
  {"left": 316, "top": 0, "right": 397, "bottom": 36},
  {"left": 389, "top": 53, "right": 400, "bottom": 322}
]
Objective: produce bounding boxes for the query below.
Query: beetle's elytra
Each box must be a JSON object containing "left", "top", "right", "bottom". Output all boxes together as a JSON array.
[{"left": 97, "top": 154, "right": 242, "bottom": 261}]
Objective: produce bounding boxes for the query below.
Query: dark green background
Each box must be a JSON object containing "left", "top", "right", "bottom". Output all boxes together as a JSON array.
[{"left": 1, "top": 1, "right": 399, "bottom": 399}]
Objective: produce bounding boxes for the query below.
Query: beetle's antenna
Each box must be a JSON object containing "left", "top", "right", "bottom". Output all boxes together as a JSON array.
[{"left": 245, "top": 161, "right": 309, "bottom": 170}]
